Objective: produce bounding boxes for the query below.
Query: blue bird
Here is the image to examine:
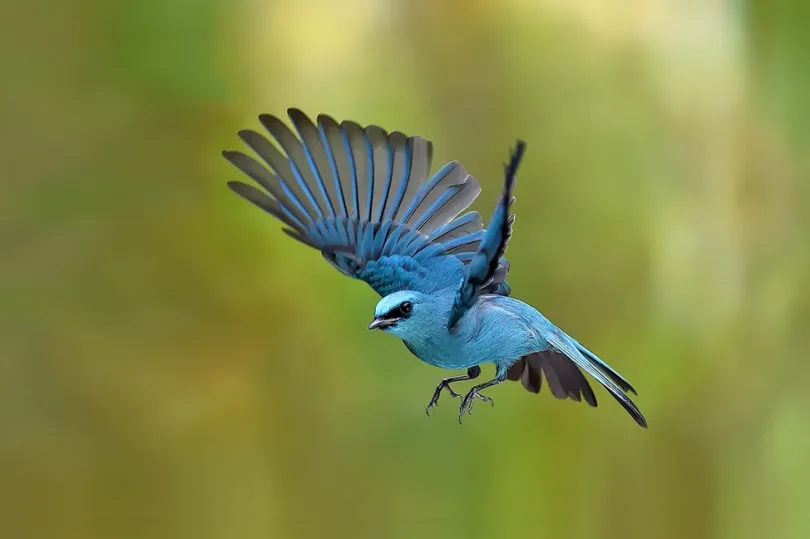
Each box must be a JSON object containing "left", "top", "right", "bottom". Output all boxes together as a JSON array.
[{"left": 223, "top": 109, "right": 646, "bottom": 427}]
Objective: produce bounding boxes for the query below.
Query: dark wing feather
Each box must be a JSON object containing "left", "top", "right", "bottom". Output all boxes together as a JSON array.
[{"left": 448, "top": 141, "right": 525, "bottom": 328}]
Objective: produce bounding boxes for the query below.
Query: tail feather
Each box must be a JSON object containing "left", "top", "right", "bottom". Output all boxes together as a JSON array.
[
  {"left": 575, "top": 341, "right": 637, "bottom": 395},
  {"left": 506, "top": 332, "right": 646, "bottom": 428}
]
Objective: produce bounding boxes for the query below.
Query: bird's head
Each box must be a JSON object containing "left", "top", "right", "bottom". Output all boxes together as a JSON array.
[{"left": 368, "top": 290, "right": 431, "bottom": 339}]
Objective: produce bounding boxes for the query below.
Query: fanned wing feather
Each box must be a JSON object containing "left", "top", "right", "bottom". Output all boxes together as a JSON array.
[
  {"left": 224, "top": 109, "right": 513, "bottom": 297},
  {"left": 399, "top": 162, "right": 479, "bottom": 231},
  {"left": 316, "top": 114, "right": 351, "bottom": 216},
  {"left": 341, "top": 120, "right": 370, "bottom": 221},
  {"left": 258, "top": 114, "right": 330, "bottom": 218},
  {"left": 288, "top": 109, "right": 341, "bottom": 218},
  {"left": 226, "top": 180, "right": 301, "bottom": 231},
  {"left": 427, "top": 211, "right": 483, "bottom": 243},
  {"left": 392, "top": 137, "right": 433, "bottom": 223},
  {"left": 366, "top": 125, "right": 392, "bottom": 222},
  {"left": 442, "top": 230, "right": 485, "bottom": 254},
  {"left": 222, "top": 150, "right": 310, "bottom": 228},
  {"left": 382, "top": 132, "right": 411, "bottom": 221},
  {"left": 413, "top": 174, "right": 481, "bottom": 233}
]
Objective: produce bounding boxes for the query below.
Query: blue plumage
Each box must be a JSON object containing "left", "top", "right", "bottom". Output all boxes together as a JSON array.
[{"left": 224, "top": 109, "right": 646, "bottom": 428}]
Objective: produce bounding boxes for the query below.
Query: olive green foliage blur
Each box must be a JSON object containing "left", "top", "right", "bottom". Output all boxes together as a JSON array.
[{"left": 2, "top": 1, "right": 809, "bottom": 538}]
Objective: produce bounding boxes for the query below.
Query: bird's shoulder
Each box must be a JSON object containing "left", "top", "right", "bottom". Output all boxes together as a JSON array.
[{"left": 355, "top": 253, "right": 465, "bottom": 295}]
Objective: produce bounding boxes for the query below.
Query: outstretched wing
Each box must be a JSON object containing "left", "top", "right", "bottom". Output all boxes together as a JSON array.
[
  {"left": 223, "top": 109, "right": 512, "bottom": 297},
  {"left": 448, "top": 141, "right": 525, "bottom": 328}
]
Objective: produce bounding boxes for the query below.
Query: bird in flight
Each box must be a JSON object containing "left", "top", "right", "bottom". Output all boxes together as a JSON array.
[{"left": 223, "top": 109, "right": 646, "bottom": 427}]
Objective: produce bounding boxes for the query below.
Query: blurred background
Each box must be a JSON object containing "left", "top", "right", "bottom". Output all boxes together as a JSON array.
[{"left": 2, "top": 0, "right": 809, "bottom": 538}]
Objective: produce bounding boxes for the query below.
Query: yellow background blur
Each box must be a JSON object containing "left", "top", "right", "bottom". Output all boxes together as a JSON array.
[{"left": 2, "top": 1, "right": 809, "bottom": 538}]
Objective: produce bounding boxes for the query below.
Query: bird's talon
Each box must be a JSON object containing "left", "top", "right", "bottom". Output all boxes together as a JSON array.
[
  {"left": 457, "top": 388, "right": 495, "bottom": 420},
  {"left": 425, "top": 378, "right": 466, "bottom": 417},
  {"left": 425, "top": 400, "right": 439, "bottom": 417}
]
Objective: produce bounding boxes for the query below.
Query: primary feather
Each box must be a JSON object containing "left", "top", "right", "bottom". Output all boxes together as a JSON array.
[{"left": 224, "top": 109, "right": 645, "bottom": 428}]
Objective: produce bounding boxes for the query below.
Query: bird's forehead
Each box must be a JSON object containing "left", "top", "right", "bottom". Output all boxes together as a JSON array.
[{"left": 375, "top": 291, "right": 416, "bottom": 316}]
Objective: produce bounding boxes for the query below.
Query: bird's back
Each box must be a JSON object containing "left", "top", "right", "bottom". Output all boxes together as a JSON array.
[{"left": 462, "top": 295, "right": 552, "bottom": 366}]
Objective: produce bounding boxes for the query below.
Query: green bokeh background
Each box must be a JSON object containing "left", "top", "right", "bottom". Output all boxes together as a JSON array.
[{"left": 2, "top": 1, "right": 809, "bottom": 538}]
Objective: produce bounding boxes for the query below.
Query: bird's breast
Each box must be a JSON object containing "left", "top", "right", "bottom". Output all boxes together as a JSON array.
[{"left": 403, "top": 334, "right": 481, "bottom": 371}]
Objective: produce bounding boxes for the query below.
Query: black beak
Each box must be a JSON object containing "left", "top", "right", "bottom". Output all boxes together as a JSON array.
[{"left": 368, "top": 317, "right": 398, "bottom": 330}]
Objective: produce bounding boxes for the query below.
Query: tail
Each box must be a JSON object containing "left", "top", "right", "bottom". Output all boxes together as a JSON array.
[{"left": 506, "top": 330, "right": 646, "bottom": 428}]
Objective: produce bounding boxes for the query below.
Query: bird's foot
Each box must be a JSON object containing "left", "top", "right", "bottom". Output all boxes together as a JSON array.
[
  {"left": 458, "top": 388, "right": 495, "bottom": 424},
  {"left": 425, "top": 381, "right": 463, "bottom": 416}
]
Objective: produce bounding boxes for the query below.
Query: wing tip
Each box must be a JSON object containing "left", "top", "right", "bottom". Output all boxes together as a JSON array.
[
  {"left": 340, "top": 118, "right": 363, "bottom": 131},
  {"left": 237, "top": 128, "right": 263, "bottom": 144},
  {"left": 316, "top": 112, "right": 339, "bottom": 128},
  {"left": 258, "top": 112, "right": 285, "bottom": 131},
  {"left": 504, "top": 140, "right": 527, "bottom": 189},
  {"left": 287, "top": 107, "right": 306, "bottom": 119},
  {"left": 226, "top": 180, "right": 245, "bottom": 192},
  {"left": 364, "top": 123, "right": 388, "bottom": 137}
]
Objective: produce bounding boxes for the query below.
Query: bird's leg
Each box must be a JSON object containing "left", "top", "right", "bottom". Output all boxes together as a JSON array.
[
  {"left": 425, "top": 366, "right": 481, "bottom": 416},
  {"left": 458, "top": 373, "right": 506, "bottom": 423}
]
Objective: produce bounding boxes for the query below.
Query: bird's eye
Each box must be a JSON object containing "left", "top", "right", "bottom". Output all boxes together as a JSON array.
[{"left": 399, "top": 301, "right": 413, "bottom": 316}]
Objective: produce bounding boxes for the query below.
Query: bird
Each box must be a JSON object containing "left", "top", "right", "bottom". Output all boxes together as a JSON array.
[{"left": 223, "top": 108, "right": 647, "bottom": 428}]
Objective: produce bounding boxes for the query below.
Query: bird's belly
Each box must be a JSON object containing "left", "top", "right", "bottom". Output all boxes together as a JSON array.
[
  {"left": 406, "top": 340, "right": 491, "bottom": 371},
  {"left": 417, "top": 353, "right": 475, "bottom": 370}
]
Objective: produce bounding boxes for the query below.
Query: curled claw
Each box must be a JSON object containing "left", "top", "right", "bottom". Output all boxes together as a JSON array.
[
  {"left": 476, "top": 392, "right": 495, "bottom": 407},
  {"left": 425, "top": 384, "right": 462, "bottom": 417},
  {"left": 458, "top": 388, "right": 495, "bottom": 423},
  {"left": 425, "top": 367, "right": 481, "bottom": 417}
]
